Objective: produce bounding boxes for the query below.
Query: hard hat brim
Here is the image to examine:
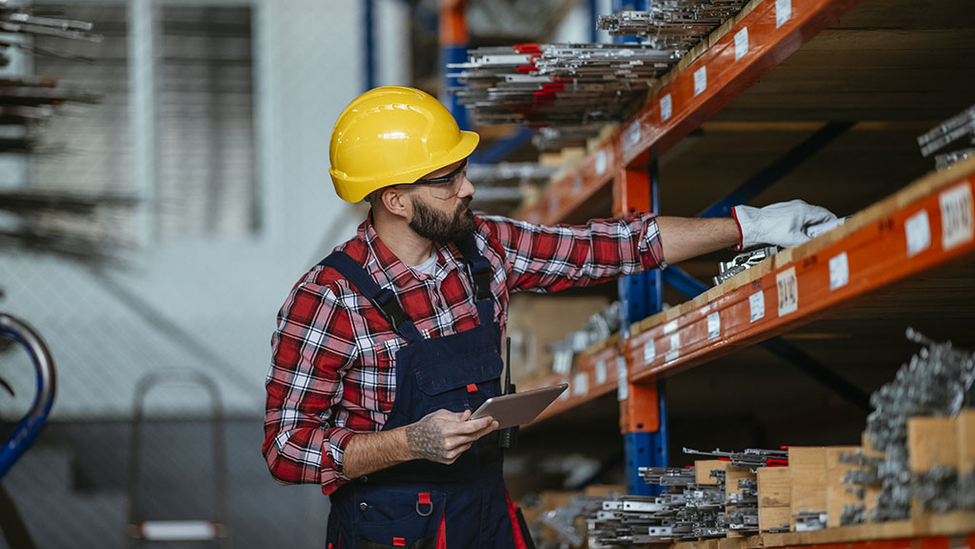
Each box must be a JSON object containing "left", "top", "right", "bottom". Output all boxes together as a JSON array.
[{"left": 330, "top": 130, "right": 480, "bottom": 203}]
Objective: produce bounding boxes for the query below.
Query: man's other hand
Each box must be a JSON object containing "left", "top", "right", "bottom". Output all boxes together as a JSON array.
[{"left": 404, "top": 409, "right": 499, "bottom": 464}]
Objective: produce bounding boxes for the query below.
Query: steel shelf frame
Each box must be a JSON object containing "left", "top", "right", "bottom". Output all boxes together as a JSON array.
[
  {"left": 517, "top": 0, "right": 866, "bottom": 227},
  {"left": 525, "top": 158, "right": 975, "bottom": 425}
]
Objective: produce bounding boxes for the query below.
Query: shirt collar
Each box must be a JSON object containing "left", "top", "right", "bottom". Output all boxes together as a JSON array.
[{"left": 359, "top": 212, "right": 462, "bottom": 286}]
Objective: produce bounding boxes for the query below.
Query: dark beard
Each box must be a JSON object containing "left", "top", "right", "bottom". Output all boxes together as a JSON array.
[{"left": 409, "top": 195, "right": 476, "bottom": 244}]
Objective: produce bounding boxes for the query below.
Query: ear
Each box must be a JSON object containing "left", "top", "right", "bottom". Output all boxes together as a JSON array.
[{"left": 378, "top": 186, "right": 412, "bottom": 220}]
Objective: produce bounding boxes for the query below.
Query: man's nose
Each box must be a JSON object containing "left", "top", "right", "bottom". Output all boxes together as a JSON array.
[{"left": 457, "top": 175, "right": 475, "bottom": 198}]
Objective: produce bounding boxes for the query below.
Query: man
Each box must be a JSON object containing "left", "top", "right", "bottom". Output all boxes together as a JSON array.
[{"left": 264, "top": 86, "right": 836, "bottom": 548}]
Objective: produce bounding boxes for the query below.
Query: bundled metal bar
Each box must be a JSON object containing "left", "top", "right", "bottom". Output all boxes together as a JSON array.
[
  {"left": 918, "top": 105, "right": 975, "bottom": 158},
  {"left": 448, "top": 43, "right": 679, "bottom": 128},
  {"left": 597, "top": 3, "right": 748, "bottom": 50}
]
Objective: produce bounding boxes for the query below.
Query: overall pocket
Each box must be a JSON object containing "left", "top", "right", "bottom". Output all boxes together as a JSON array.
[{"left": 353, "top": 488, "right": 446, "bottom": 548}]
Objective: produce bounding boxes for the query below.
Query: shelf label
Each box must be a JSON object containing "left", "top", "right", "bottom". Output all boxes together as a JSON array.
[
  {"left": 693, "top": 66, "right": 707, "bottom": 97},
  {"left": 573, "top": 372, "right": 588, "bottom": 397},
  {"left": 707, "top": 312, "right": 720, "bottom": 340},
  {"left": 616, "top": 356, "right": 629, "bottom": 401},
  {"left": 749, "top": 291, "right": 765, "bottom": 322},
  {"left": 595, "top": 150, "right": 607, "bottom": 176},
  {"left": 624, "top": 120, "right": 642, "bottom": 151},
  {"left": 660, "top": 94, "right": 672, "bottom": 122},
  {"left": 734, "top": 27, "right": 749, "bottom": 61},
  {"left": 643, "top": 340, "right": 656, "bottom": 364},
  {"left": 573, "top": 175, "right": 583, "bottom": 195},
  {"left": 939, "top": 183, "right": 974, "bottom": 250},
  {"left": 666, "top": 333, "right": 680, "bottom": 362},
  {"left": 776, "top": 0, "right": 791, "bottom": 28},
  {"left": 776, "top": 267, "right": 799, "bottom": 317},
  {"left": 905, "top": 209, "right": 931, "bottom": 257},
  {"left": 664, "top": 320, "right": 678, "bottom": 334},
  {"left": 829, "top": 251, "right": 849, "bottom": 291},
  {"left": 596, "top": 360, "right": 607, "bottom": 384}
]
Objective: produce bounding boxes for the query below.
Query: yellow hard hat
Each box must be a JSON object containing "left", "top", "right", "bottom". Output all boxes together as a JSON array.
[{"left": 328, "top": 86, "right": 480, "bottom": 203}]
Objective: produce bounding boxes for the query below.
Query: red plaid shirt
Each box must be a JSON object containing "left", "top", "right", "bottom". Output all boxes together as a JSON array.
[{"left": 263, "top": 213, "right": 665, "bottom": 494}]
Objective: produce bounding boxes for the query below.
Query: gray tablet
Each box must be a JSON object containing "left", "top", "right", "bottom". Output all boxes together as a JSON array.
[{"left": 470, "top": 383, "right": 569, "bottom": 429}]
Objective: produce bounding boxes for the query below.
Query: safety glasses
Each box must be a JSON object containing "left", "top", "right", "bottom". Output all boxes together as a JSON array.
[{"left": 410, "top": 160, "right": 468, "bottom": 199}]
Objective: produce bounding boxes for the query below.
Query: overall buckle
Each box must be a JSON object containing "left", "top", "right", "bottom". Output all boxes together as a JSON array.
[{"left": 416, "top": 493, "right": 433, "bottom": 517}]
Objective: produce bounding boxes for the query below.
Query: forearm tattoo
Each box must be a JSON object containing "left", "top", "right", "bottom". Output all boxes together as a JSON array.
[{"left": 405, "top": 416, "right": 448, "bottom": 462}]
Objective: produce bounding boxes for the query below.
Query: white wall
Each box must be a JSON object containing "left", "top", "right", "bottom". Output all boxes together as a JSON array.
[{"left": 0, "top": 0, "right": 388, "bottom": 419}]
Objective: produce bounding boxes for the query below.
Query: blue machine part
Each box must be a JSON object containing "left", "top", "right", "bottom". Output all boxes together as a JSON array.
[{"left": 0, "top": 314, "right": 56, "bottom": 479}]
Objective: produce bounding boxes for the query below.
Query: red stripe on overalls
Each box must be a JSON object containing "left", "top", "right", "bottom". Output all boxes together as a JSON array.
[{"left": 505, "top": 491, "right": 529, "bottom": 549}]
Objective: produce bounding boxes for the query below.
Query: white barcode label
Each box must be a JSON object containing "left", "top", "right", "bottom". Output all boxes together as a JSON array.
[
  {"left": 660, "top": 94, "right": 672, "bottom": 122},
  {"left": 596, "top": 360, "right": 607, "bottom": 384},
  {"left": 940, "top": 184, "right": 974, "bottom": 250},
  {"left": 624, "top": 120, "right": 642, "bottom": 151},
  {"left": 643, "top": 340, "right": 656, "bottom": 364},
  {"left": 905, "top": 210, "right": 931, "bottom": 257},
  {"left": 749, "top": 291, "right": 765, "bottom": 322},
  {"left": 707, "top": 312, "right": 720, "bottom": 340},
  {"left": 734, "top": 28, "right": 749, "bottom": 61},
  {"left": 664, "top": 320, "right": 678, "bottom": 334},
  {"left": 829, "top": 252, "right": 849, "bottom": 291},
  {"left": 776, "top": 0, "right": 791, "bottom": 28},
  {"left": 616, "top": 356, "right": 629, "bottom": 401},
  {"left": 666, "top": 333, "right": 680, "bottom": 362},
  {"left": 776, "top": 267, "right": 799, "bottom": 316},
  {"left": 573, "top": 373, "right": 588, "bottom": 396},
  {"left": 595, "top": 150, "right": 607, "bottom": 175},
  {"left": 693, "top": 67, "right": 707, "bottom": 97}
]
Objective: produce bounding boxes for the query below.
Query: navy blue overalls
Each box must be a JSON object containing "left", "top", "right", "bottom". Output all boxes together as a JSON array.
[{"left": 318, "top": 236, "right": 532, "bottom": 549}]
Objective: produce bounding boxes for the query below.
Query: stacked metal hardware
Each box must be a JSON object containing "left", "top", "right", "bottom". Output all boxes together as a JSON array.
[
  {"left": 727, "top": 478, "right": 759, "bottom": 533},
  {"left": 864, "top": 328, "right": 975, "bottom": 521},
  {"left": 587, "top": 467, "right": 703, "bottom": 546},
  {"left": 448, "top": 43, "right": 678, "bottom": 131},
  {"left": 918, "top": 104, "right": 975, "bottom": 170},
  {"left": 597, "top": 3, "right": 748, "bottom": 50},
  {"left": 683, "top": 447, "right": 790, "bottom": 471}
]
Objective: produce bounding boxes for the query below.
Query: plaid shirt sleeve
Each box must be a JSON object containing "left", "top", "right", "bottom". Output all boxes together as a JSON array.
[
  {"left": 481, "top": 213, "right": 667, "bottom": 293},
  {"left": 263, "top": 278, "right": 358, "bottom": 494}
]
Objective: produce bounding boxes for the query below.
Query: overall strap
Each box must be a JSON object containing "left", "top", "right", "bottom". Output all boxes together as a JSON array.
[
  {"left": 454, "top": 235, "right": 496, "bottom": 325},
  {"left": 318, "top": 252, "right": 422, "bottom": 342}
]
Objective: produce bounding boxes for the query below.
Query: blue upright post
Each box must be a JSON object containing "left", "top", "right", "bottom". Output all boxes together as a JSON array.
[
  {"left": 622, "top": 160, "right": 668, "bottom": 496},
  {"left": 440, "top": 0, "right": 471, "bottom": 131}
]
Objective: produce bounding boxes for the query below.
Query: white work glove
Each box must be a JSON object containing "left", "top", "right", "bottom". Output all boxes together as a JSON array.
[{"left": 733, "top": 199, "right": 839, "bottom": 250}]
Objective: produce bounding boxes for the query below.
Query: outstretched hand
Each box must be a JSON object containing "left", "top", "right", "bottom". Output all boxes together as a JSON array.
[{"left": 405, "top": 409, "right": 499, "bottom": 464}]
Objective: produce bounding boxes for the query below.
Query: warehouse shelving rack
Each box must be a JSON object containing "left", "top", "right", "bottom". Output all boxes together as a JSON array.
[{"left": 507, "top": 0, "right": 975, "bottom": 523}]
